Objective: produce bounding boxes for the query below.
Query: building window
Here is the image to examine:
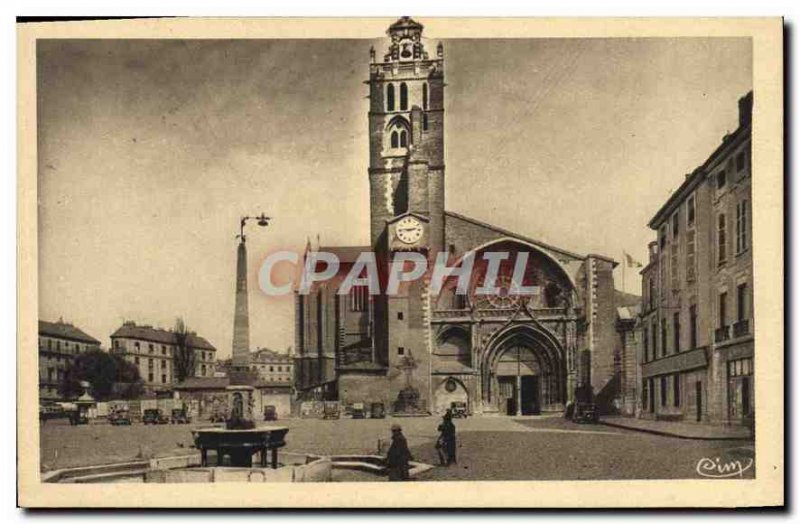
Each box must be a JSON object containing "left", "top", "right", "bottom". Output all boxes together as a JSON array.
[
  {"left": 422, "top": 82, "right": 428, "bottom": 110},
  {"left": 349, "top": 285, "right": 368, "bottom": 312},
  {"left": 673, "top": 374, "right": 681, "bottom": 407},
  {"left": 659, "top": 226, "right": 667, "bottom": 249},
  {"left": 399, "top": 82, "right": 408, "bottom": 110},
  {"left": 737, "top": 283, "right": 748, "bottom": 322},
  {"left": 689, "top": 305, "right": 697, "bottom": 350},
  {"left": 135, "top": 356, "right": 140, "bottom": 365},
  {"left": 672, "top": 212, "right": 679, "bottom": 238},
  {"left": 719, "top": 291, "right": 728, "bottom": 328},
  {"left": 423, "top": 113, "right": 428, "bottom": 131},
  {"left": 162, "top": 345, "right": 166, "bottom": 355},
  {"left": 648, "top": 277, "right": 655, "bottom": 310},
  {"left": 673, "top": 312, "right": 681, "bottom": 353},
  {"left": 670, "top": 243, "right": 679, "bottom": 290},
  {"left": 643, "top": 326, "right": 649, "bottom": 362},
  {"left": 161, "top": 360, "right": 166, "bottom": 369},
  {"left": 270, "top": 366, "right": 274, "bottom": 372},
  {"left": 736, "top": 151, "right": 746, "bottom": 172},
  {"left": 660, "top": 376, "right": 668, "bottom": 407},
  {"left": 736, "top": 200, "right": 748, "bottom": 253},
  {"left": 717, "top": 169, "right": 727, "bottom": 189},
  {"left": 148, "top": 373, "right": 154, "bottom": 382},
  {"left": 397, "top": 311, "right": 404, "bottom": 320},
  {"left": 48, "top": 339, "right": 52, "bottom": 350},
  {"left": 134, "top": 341, "right": 140, "bottom": 351},
  {"left": 718, "top": 214, "right": 727, "bottom": 264},
  {"left": 161, "top": 374, "right": 167, "bottom": 384},
  {"left": 398, "top": 347, "right": 405, "bottom": 356},
  {"left": 148, "top": 358, "right": 153, "bottom": 369},
  {"left": 390, "top": 131, "right": 398, "bottom": 148},
  {"left": 687, "top": 195, "right": 695, "bottom": 226},
  {"left": 652, "top": 318, "right": 658, "bottom": 358},
  {"left": 56, "top": 341, "right": 61, "bottom": 351},
  {"left": 386, "top": 84, "right": 395, "bottom": 111},
  {"left": 149, "top": 343, "right": 154, "bottom": 353},
  {"left": 399, "top": 129, "right": 408, "bottom": 148},
  {"left": 661, "top": 321, "right": 667, "bottom": 358},
  {"left": 201, "top": 364, "right": 206, "bottom": 375}
]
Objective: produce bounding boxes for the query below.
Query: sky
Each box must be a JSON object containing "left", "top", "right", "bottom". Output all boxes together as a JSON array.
[{"left": 37, "top": 34, "right": 752, "bottom": 358}]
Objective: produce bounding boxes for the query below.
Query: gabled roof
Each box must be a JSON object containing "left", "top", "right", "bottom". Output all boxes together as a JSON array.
[
  {"left": 39, "top": 320, "right": 101, "bottom": 345},
  {"left": 316, "top": 246, "right": 371, "bottom": 264},
  {"left": 444, "top": 210, "right": 609, "bottom": 263},
  {"left": 110, "top": 322, "right": 216, "bottom": 351}
]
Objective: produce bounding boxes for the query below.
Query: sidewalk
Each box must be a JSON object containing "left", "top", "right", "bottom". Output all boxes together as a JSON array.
[{"left": 599, "top": 416, "right": 753, "bottom": 440}]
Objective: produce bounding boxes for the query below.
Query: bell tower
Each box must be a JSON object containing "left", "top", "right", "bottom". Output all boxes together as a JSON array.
[{"left": 368, "top": 17, "right": 445, "bottom": 256}]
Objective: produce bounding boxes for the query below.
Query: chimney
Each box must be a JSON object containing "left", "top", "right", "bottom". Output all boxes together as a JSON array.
[{"left": 738, "top": 91, "right": 753, "bottom": 128}]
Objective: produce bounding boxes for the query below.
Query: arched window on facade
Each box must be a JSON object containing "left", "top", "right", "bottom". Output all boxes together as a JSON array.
[
  {"left": 387, "top": 84, "right": 395, "bottom": 111},
  {"left": 399, "top": 82, "right": 408, "bottom": 110},
  {"left": 399, "top": 130, "right": 408, "bottom": 148},
  {"left": 422, "top": 82, "right": 428, "bottom": 110},
  {"left": 391, "top": 131, "right": 399, "bottom": 148}
]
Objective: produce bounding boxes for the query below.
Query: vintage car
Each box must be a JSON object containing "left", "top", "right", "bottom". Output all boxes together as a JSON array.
[
  {"left": 571, "top": 402, "right": 599, "bottom": 424},
  {"left": 170, "top": 408, "right": 191, "bottom": 424},
  {"left": 263, "top": 405, "right": 277, "bottom": 421},
  {"left": 109, "top": 409, "right": 132, "bottom": 425},
  {"left": 142, "top": 408, "right": 169, "bottom": 425},
  {"left": 370, "top": 402, "right": 386, "bottom": 419},
  {"left": 322, "top": 401, "right": 341, "bottom": 420},
  {"left": 351, "top": 402, "right": 366, "bottom": 419},
  {"left": 450, "top": 401, "right": 468, "bottom": 418}
]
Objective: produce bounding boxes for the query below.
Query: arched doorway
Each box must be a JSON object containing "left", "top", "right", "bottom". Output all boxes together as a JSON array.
[
  {"left": 493, "top": 346, "right": 543, "bottom": 415},
  {"left": 483, "top": 325, "right": 566, "bottom": 415}
]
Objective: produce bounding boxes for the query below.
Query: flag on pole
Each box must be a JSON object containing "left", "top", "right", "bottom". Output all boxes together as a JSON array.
[{"left": 624, "top": 251, "right": 643, "bottom": 268}]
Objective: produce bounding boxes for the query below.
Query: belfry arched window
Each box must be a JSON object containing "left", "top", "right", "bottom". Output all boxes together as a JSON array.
[
  {"left": 391, "top": 131, "right": 399, "bottom": 148},
  {"left": 422, "top": 82, "right": 428, "bottom": 110},
  {"left": 387, "top": 84, "right": 395, "bottom": 111},
  {"left": 399, "top": 130, "right": 408, "bottom": 148},
  {"left": 399, "top": 82, "right": 408, "bottom": 110}
]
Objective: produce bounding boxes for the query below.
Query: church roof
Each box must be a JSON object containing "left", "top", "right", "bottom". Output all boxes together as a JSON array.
[
  {"left": 317, "top": 245, "right": 371, "bottom": 264},
  {"left": 444, "top": 210, "right": 607, "bottom": 263}
]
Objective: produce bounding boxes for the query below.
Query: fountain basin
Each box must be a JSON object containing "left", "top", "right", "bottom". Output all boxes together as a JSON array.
[{"left": 192, "top": 426, "right": 288, "bottom": 468}]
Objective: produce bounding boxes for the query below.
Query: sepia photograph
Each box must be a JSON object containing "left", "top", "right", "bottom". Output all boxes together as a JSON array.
[{"left": 17, "top": 16, "right": 783, "bottom": 508}]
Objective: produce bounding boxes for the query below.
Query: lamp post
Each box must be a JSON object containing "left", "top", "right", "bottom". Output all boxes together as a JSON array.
[{"left": 237, "top": 212, "right": 271, "bottom": 242}]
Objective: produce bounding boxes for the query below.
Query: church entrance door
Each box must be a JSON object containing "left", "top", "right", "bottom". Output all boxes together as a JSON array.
[{"left": 520, "top": 375, "right": 540, "bottom": 415}]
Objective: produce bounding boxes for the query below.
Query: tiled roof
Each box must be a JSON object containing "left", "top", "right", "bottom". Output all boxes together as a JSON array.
[
  {"left": 39, "top": 320, "right": 101, "bottom": 345},
  {"left": 252, "top": 348, "right": 292, "bottom": 363},
  {"left": 110, "top": 322, "right": 216, "bottom": 351}
]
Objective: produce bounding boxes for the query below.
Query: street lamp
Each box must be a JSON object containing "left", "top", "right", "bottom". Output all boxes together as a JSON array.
[{"left": 237, "top": 212, "right": 271, "bottom": 241}]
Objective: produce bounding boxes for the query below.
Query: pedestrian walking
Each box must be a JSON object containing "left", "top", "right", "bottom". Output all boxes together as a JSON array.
[
  {"left": 386, "top": 424, "right": 413, "bottom": 481},
  {"left": 436, "top": 409, "right": 457, "bottom": 466}
]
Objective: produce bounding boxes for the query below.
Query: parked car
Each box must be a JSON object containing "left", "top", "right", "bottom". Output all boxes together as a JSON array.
[
  {"left": 142, "top": 408, "right": 169, "bottom": 425},
  {"left": 264, "top": 405, "right": 277, "bottom": 421},
  {"left": 571, "top": 402, "right": 599, "bottom": 424},
  {"left": 450, "top": 401, "right": 468, "bottom": 418},
  {"left": 170, "top": 408, "right": 191, "bottom": 424},
  {"left": 351, "top": 402, "right": 365, "bottom": 419},
  {"left": 370, "top": 402, "right": 385, "bottom": 419},
  {"left": 109, "top": 409, "right": 132, "bottom": 425}
]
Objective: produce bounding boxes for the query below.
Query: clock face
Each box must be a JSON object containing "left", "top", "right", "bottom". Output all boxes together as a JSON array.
[{"left": 396, "top": 216, "right": 423, "bottom": 244}]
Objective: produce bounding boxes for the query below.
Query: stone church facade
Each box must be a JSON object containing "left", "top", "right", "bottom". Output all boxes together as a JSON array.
[{"left": 294, "top": 17, "right": 632, "bottom": 416}]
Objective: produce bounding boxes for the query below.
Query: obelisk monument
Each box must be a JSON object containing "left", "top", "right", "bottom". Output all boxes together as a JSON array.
[{"left": 231, "top": 238, "right": 250, "bottom": 371}]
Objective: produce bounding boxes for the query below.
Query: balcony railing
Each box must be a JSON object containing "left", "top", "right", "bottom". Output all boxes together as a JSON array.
[
  {"left": 733, "top": 319, "right": 750, "bottom": 338},
  {"left": 714, "top": 325, "right": 730, "bottom": 343}
]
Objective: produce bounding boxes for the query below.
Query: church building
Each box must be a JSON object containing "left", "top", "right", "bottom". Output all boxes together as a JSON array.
[{"left": 294, "top": 17, "right": 633, "bottom": 416}]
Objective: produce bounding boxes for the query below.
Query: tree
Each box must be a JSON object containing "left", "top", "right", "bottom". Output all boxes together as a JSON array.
[
  {"left": 173, "top": 317, "right": 196, "bottom": 383},
  {"left": 59, "top": 349, "right": 144, "bottom": 401}
]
